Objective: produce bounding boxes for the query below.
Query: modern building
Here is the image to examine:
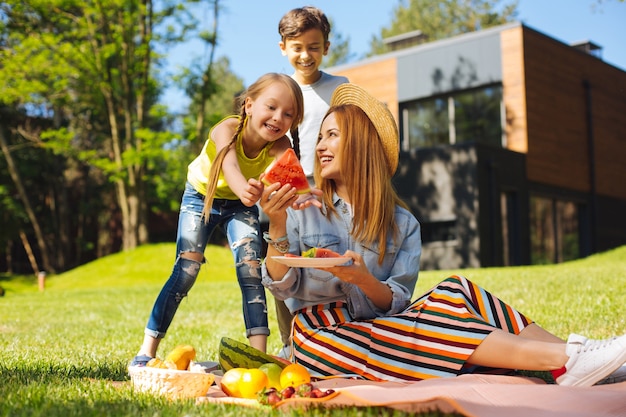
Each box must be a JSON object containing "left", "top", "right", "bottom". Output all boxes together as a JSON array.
[{"left": 328, "top": 22, "right": 626, "bottom": 270}]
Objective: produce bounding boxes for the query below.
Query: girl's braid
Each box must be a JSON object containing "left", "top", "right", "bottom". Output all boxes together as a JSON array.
[{"left": 201, "top": 102, "right": 247, "bottom": 222}]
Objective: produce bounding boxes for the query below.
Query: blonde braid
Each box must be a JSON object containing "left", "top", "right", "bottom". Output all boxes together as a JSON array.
[{"left": 201, "top": 105, "right": 247, "bottom": 223}]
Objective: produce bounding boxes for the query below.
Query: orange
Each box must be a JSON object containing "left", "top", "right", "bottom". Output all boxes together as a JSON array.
[
  {"left": 238, "top": 368, "right": 269, "bottom": 399},
  {"left": 279, "top": 363, "right": 310, "bottom": 389},
  {"left": 220, "top": 367, "right": 245, "bottom": 397}
]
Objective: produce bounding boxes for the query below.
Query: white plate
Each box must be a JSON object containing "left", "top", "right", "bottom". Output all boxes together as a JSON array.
[{"left": 271, "top": 256, "right": 351, "bottom": 268}]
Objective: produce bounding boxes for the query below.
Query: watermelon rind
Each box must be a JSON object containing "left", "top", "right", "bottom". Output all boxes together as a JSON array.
[{"left": 218, "top": 337, "right": 288, "bottom": 371}]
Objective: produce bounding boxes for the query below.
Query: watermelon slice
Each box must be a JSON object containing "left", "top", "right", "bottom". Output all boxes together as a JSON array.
[
  {"left": 302, "top": 248, "right": 342, "bottom": 258},
  {"left": 262, "top": 148, "right": 310, "bottom": 194}
]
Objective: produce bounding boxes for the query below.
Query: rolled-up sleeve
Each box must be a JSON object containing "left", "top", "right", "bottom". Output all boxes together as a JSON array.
[{"left": 261, "top": 262, "right": 300, "bottom": 300}]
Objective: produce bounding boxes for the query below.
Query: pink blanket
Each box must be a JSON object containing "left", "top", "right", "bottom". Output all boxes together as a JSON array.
[{"left": 198, "top": 375, "right": 626, "bottom": 416}]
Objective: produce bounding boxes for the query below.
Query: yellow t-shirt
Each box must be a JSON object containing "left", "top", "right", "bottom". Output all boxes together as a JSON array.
[{"left": 187, "top": 116, "right": 276, "bottom": 200}]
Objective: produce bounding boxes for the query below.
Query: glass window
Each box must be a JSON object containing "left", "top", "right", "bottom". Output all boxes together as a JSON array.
[
  {"left": 530, "top": 196, "right": 580, "bottom": 264},
  {"left": 401, "top": 84, "right": 503, "bottom": 149},
  {"left": 404, "top": 97, "right": 449, "bottom": 148},
  {"left": 421, "top": 220, "right": 458, "bottom": 244},
  {"left": 454, "top": 86, "right": 503, "bottom": 147},
  {"left": 557, "top": 200, "right": 579, "bottom": 262}
]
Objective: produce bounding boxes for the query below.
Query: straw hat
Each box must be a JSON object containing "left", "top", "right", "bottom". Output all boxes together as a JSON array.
[{"left": 330, "top": 83, "right": 399, "bottom": 174}]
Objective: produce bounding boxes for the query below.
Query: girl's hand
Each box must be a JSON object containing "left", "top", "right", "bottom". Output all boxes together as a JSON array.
[{"left": 240, "top": 178, "right": 264, "bottom": 207}]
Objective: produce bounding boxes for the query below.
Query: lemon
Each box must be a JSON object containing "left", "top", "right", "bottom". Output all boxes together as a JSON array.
[
  {"left": 220, "top": 367, "right": 245, "bottom": 397},
  {"left": 238, "top": 368, "right": 269, "bottom": 399}
]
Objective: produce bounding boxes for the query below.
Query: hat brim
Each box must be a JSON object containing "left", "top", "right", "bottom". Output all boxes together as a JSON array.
[{"left": 330, "top": 84, "right": 399, "bottom": 174}]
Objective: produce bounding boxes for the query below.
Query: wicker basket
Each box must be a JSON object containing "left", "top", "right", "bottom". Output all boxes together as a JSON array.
[{"left": 128, "top": 365, "right": 215, "bottom": 400}]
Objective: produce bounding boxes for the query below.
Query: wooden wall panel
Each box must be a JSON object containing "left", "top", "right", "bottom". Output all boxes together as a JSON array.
[
  {"left": 500, "top": 26, "right": 528, "bottom": 153},
  {"left": 586, "top": 70, "right": 626, "bottom": 199},
  {"left": 521, "top": 26, "right": 626, "bottom": 200},
  {"left": 330, "top": 58, "right": 399, "bottom": 124}
]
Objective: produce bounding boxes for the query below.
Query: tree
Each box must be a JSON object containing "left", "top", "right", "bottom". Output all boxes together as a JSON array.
[
  {"left": 172, "top": 1, "right": 245, "bottom": 154},
  {"left": 0, "top": 0, "right": 190, "bottom": 257},
  {"left": 324, "top": 18, "right": 354, "bottom": 68},
  {"left": 0, "top": 119, "right": 53, "bottom": 273},
  {"left": 188, "top": 0, "right": 220, "bottom": 153},
  {"left": 368, "top": 0, "right": 519, "bottom": 55}
]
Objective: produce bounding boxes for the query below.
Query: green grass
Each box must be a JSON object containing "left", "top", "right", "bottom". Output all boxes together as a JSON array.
[{"left": 1, "top": 243, "right": 626, "bottom": 417}]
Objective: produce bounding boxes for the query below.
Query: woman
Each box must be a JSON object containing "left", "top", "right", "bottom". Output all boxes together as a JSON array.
[{"left": 258, "top": 83, "right": 626, "bottom": 387}]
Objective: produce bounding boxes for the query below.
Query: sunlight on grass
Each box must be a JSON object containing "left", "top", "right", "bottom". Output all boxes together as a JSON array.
[{"left": 1, "top": 244, "right": 625, "bottom": 417}]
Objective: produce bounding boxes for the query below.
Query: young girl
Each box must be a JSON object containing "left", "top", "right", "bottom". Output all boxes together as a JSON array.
[
  {"left": 131, "top": 73, "right": 305, "bottom": 366},
  {"left": 259, "top": 83, "right": 626, "bottom": 387}
]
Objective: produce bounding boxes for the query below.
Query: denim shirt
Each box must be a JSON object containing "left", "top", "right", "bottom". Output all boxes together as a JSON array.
[{"left": 262, "top": 194, "right": 422, "bottom": 320}]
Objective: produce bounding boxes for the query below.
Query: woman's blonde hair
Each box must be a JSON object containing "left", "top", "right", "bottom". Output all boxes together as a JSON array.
[
  {"left": 201, "top": 73, "right": 304, "bottom": 222},
  {"left": 315, "top": 104, "right": 407, "bottom": 264}
]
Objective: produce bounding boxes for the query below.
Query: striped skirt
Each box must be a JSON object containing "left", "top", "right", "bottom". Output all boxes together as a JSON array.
[{"left": 291, "top": 275, "right": 533, "bottom": 382}]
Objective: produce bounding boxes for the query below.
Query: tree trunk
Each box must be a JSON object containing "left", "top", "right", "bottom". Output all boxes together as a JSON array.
[
  {"left": 5, "top": 240, "right": 13, "bottom": 275},
  {"left": 0, "top": 127, "right": 54, "bottom": 273},
  {"left": 19, "top": 229, "right": 40, "bottom": 275}
]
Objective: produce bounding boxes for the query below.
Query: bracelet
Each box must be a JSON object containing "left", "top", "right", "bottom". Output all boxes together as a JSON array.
[{"left": 263, "top": 232, "right": 290, "bottom": 254}]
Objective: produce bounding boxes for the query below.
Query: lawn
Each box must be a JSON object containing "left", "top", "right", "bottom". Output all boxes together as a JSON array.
[{"left": 1, "top": 243, "right": 625, "bottom": 417}]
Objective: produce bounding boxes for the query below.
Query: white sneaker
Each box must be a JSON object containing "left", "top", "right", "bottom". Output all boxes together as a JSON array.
[
  {"left": 556, "top": 333, "right": 626, "bottom": 387},
  {"left": 276, "top": 344, "right": 292, "bottom": 361},
  {"left": 596, "top": 364, "right": 626, "bottom": 385}
]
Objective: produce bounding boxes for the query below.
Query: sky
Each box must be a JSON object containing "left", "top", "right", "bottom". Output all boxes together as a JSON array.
[{"left": 161, "top": 0, "right": 626, "bottom": 111}]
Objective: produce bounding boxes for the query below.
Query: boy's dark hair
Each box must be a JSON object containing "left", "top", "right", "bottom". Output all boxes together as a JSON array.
[{"left": 278, "top": 6, "right": 331, "bottom": 42}]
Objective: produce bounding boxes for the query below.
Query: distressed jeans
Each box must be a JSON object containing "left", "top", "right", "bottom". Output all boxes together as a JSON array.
[{"left": 145, "top": 182, "right": 269, "bottom": 339}]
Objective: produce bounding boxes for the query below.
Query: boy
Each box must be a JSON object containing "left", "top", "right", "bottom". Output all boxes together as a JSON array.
[
  {"left": 274, "top": 6, "right": 348, "bottom": 358},
  {"left": 278, "top": 6, "right": 349, "bottom": 181}
]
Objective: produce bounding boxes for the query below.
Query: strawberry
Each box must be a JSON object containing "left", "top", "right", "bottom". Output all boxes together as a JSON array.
[
  {"left": 280, "top": 385, "right": 296, "bottom": 399},
  {"left": 257, "top": 387, "right": 282, "bottom": 406},
  {"left": 309, "top": 388, "right": 324, "bottom": 398}
]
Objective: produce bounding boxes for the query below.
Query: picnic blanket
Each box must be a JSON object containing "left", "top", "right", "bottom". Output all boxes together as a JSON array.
[{"left": 197, "top": 374, "right": 626, "bottom": 416}]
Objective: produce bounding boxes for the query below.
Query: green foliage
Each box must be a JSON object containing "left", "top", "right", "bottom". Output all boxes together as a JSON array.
[
  {"left": 368, "top": 0, "right": 519, "bottom": 56},
  {"left": 1, "top": 244, "right": 625, "bottom": 416},
  {"left": 0, "top": 0, "right": 214, "bottom": 263},
  {"left": 323, "top": 17, "right": 354, "bottom": 68}
]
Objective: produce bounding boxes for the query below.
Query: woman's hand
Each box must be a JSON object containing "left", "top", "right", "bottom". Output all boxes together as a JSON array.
[
  {"left": 318, "top": 250, "right": 369, "bottom": 284},
  {"left": 320, "top": 250, "right": 393, "bottom": 311},
  {"left": 260, "top": 179, "right": 298, "bottom": 280},
  {"left": 291, "top": 188, "right": 323, "bottom": 210},
  {"left": 259, "top": 178, "right": 298, "bottom": 224}
]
